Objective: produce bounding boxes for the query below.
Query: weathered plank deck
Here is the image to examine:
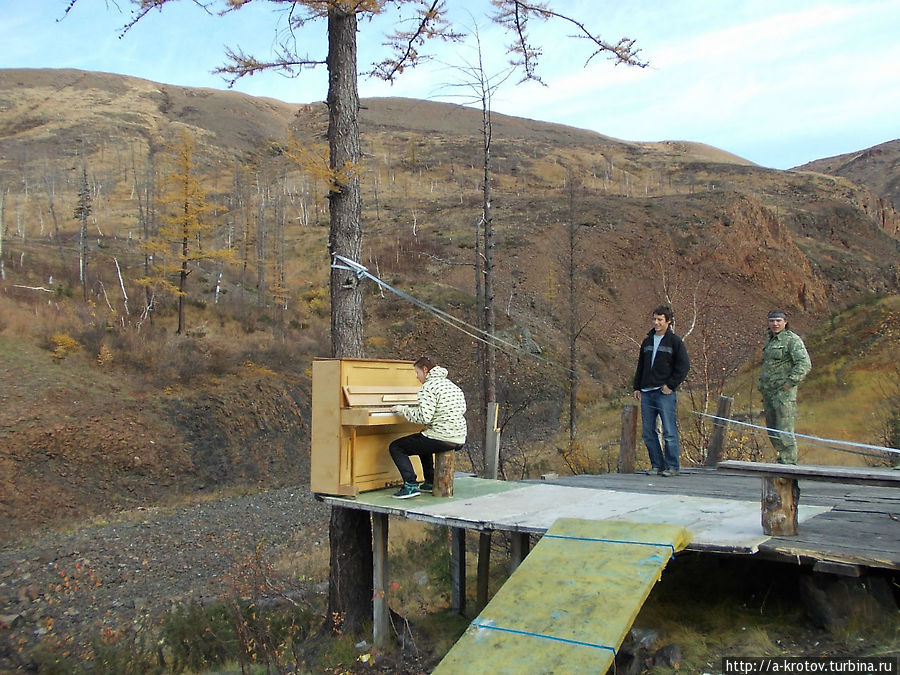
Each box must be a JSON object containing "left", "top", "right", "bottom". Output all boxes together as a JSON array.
[
  {"left": 318, "top": 467, "right": 900, "bottom": 570},
  {"left": 533, "top": 468, "right": 900, "bottom": 570},
  {"left": 714, "top": 461, "right": 900, "bottom": 536}
]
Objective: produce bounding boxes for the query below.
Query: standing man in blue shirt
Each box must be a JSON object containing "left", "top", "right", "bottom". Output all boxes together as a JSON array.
[{"left": 632, "top": 305, "right": 691, "bottom": 476}]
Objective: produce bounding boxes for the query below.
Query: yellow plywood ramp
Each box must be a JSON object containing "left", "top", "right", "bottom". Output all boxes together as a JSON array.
[{"left": 434, "top": 518, "right": 692, "bottom": 674}]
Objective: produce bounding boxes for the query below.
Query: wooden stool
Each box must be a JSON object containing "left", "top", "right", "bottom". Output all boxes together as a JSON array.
[
  {"left": 434, "top": 450, "right": 455, "bottom": 497},
  {"left": 762, "top": 475, "right": 799, "bottom": 536}
]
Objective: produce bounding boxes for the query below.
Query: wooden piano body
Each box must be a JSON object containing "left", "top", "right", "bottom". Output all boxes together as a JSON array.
[{"left": 311, "top": 358, "right": 424, "bottom": 496}]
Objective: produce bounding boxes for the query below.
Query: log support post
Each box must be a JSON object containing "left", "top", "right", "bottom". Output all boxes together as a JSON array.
[
  {"left": 435, "top": 451, "right": 454, "bottom": 497},
  {"left": 618, "top": 404, "right": 637, "bottom": 473},
  {"left": 762, "top": 475, "right": 799, "bottom": 536},
  {"left": 509, "top": 532, "right": 530, "bottom": 574},
  {"left": 450, "top": 527, "right": 466, "bottom": 615},
  {"left": 476, "top": 531, "right": 492, "bottom": 612},
  {"left": 705, "top": 395, "right": 734, "bottom": 466},
  {"left": 484, "top": 403, "right": 500, "bottom": 479},
  {"left": 372, "top": 512, "right": 389, "bottom": 647}
]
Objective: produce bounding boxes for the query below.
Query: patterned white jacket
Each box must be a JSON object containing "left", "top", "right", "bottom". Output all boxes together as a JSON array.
[{"left": 396, "top": 366, "right": 467, "bottom": 445}]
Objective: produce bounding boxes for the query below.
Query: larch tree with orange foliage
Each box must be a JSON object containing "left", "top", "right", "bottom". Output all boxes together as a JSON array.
[{"left": 141, "top": 131, "right": 233, "bottom": 335}]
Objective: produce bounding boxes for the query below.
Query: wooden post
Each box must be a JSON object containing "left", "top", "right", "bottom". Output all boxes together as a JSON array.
[
  {"left": 476, "top": 531, "right": 492, "bottom": 612},
  {"left": 434, "top": 451, "right": 454, "bottom": 497},
  {"left": 618, "top": 404, "right": 637, "bottom": 473},
  {"left": 372, "top": 513, "right": 389, "bottom": 647},
  {"left": 705, "top": 395, "right": 734, "bottom": 466},
  {"left": 509, "top": 533, "right": 530, "bottom": 574},
  {"left": 484, "top": 402, "right": 500, "bottom": 479},
  {"left": 762, "top": 476, "right": 799, "bottom": 536},
  {"left": 450, "top": 527, "right": 466, "bottom": 615}
]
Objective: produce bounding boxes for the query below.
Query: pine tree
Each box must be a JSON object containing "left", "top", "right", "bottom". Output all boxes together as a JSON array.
[{"left": 73, "top": 165, "right": 92, "bottom": 300}]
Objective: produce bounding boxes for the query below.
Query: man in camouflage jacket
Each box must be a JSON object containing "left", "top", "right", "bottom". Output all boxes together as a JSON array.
[{"left": 758, "top": 309, "right": 812, "bottom": 464}]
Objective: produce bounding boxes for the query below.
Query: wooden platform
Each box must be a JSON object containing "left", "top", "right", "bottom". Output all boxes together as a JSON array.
[{"left": 318, "top": 467, "right": 900, "bottom": 570}]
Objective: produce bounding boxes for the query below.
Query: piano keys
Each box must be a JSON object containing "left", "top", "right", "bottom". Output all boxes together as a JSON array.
[{"left": 311, "top": 358, "right": 425, "bottom": 496}]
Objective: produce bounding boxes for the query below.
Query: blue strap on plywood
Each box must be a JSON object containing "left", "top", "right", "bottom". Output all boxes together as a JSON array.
[{"left": 433, "top": 518, "right": 692, "bottom": 674}]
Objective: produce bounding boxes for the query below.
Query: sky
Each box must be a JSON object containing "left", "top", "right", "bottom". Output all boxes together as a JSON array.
[{"left": 2, "top": 0, "right": 898, "bottom": 170}]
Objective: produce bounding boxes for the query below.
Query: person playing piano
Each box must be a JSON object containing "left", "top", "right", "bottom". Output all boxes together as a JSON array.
[{"left": 389, "top": 356, "right": 467, "bottom": 498}]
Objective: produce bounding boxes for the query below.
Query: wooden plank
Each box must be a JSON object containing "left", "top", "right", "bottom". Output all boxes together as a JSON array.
[
  {"left": 813, "top": 560, "right": 862, "bottom": 577},
  {"left": 434, "top": 519, "right": 691, "bottom": 674},
  {"left": 760, "top": 510, "right": 900, "bottom": 570},
  {"left": 718, "top": 461, "right": 900, "bottom": 487}
]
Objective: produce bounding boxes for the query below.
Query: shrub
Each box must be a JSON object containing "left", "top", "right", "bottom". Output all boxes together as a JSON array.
[
  {"left": 161, "top": 602, "right": 237, "bottom": 673},
  {"left": 50, "top": 333, "right": 81, "bottom": 360}
]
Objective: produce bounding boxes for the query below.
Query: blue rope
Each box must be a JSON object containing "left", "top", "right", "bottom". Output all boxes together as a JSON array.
[
  {"left": 470, "top": 621, "right": 616, "bottom": 656},
  {"left": 542, "top": 533, "right": 677, "bottom": 558}
]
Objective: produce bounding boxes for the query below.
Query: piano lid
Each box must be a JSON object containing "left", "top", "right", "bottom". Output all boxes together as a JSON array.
[{"left": 342, "top": 385, "right": 420, "bottom": 408}]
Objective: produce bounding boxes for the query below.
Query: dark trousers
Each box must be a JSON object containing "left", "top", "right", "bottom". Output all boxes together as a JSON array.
[{"left": 389, "top": 433, "right": 459, "bottom": 485}]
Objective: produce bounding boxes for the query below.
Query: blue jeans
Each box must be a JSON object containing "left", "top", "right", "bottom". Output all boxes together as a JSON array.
[{"left": 640, "top": 389, "right": 681, "bottom": 471}]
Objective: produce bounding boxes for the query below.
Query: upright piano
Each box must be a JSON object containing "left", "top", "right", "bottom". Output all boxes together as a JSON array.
[{"left": 311, "top": 358, "right": 424, "bottom": 496}]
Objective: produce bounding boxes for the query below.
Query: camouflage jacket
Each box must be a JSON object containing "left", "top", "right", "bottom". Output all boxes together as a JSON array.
[{"left": 758, "top": 329, "right": 811, "bottom": 400}]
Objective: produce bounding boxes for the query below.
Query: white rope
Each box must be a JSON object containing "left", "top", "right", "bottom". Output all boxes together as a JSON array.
[{"left": 695, "top": 412, "right": 900, "bottom": 459}]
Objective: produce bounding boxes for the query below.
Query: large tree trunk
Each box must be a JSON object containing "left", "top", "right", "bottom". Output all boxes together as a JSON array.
[{"left": 325, "top": 6, "right": 372, "bottom": 636}]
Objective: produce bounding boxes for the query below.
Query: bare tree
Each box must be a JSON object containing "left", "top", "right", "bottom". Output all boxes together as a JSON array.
[
  {"left": 0, "top": 186, "right": 6, "bottom": 281},
  {"left": 438, "top": 23, "right": 515, "bottom": 471},
  {"left": 563, "top": 170, "right": 590, "bottom": 444},
  {"left": 255, "top": 171, "right": 269, "bottom": 307},
  {"left": 131, "top": 141, "right": 159, "bottom": 323},
  {"left": 41, "top": 165, "right": 66, "bottom": 269},
  {"left": 65, "top": 0, "right": 646, "bottom": 635}
]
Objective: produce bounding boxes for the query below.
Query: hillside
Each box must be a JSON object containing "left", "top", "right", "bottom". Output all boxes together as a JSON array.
[
  {"left": 1, "top": 68, "right": 899, "bottom": 535},
  {"left": 794, "top": 138, "right": 900, "bottom": 211}
]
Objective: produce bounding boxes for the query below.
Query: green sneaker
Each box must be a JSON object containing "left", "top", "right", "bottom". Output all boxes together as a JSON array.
[
  {"left": 392, "top": 482, "right": 421, "bottom": 499},
  {"left": 419, "top": 481, "right": 433, "bottom": 493}
]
